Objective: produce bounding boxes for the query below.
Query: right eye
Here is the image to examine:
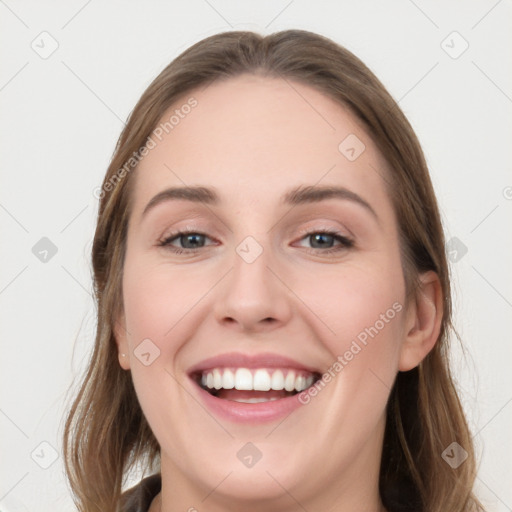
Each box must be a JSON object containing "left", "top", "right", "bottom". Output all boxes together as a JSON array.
[{"left": 157, "top": 230, "right": 215, "bottom": 254}]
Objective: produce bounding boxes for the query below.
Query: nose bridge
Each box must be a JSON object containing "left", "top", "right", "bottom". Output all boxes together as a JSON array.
[{"left": 212, "top": 231, "right": 292, "bottom": 331}]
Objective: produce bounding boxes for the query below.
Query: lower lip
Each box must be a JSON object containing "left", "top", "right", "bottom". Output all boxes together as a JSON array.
[{"left": 191, "top": 379, "right": 308, "bottom": 423}]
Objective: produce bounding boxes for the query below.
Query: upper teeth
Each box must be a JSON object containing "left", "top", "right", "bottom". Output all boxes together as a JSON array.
[{"left": 200, "top": 368, "right": 315, "bottom": 392}]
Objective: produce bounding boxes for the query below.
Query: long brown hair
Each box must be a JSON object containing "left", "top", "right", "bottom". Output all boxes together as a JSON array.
[{"left": 63, "top": 29, "right": 484, "bottom": 512}]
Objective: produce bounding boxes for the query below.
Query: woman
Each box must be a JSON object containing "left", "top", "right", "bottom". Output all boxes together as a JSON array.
[{"left": 63, "top": 29, "right": 484, "bottom": 512}]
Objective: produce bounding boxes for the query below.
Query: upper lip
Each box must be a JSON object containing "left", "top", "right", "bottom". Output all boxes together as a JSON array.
[{"left": 187, "top": 352, "right": 322, "bottom": 376}]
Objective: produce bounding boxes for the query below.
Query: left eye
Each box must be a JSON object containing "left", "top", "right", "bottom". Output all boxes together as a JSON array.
[
  {"left": 157, "top": 230, "right": 353, "bottom": 254},
  {"left": 296, "top": 231, "right": 354, "bottom": 252}
]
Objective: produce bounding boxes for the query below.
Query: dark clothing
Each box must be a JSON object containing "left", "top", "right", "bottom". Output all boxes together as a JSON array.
[{"left": 120, "top": 474, "right": 161, "bottom": 512}]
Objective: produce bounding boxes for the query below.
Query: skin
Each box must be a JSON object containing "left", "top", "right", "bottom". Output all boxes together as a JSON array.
[{"left": 114, "top": 74, "right": 443, "bottom": 512}]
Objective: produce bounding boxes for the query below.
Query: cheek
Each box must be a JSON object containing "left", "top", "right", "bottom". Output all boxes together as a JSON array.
[
  {"left": 296, "top": 266, "right": 405, "bottom": 443},
  {"left": 122, "top": 257, "right": 204, "bottom": 343},
  {"left": 302, "top": 259, "right": 406, "bottom": 429},
  {"left": 120, "top": 256, "right": 216, "bottom": 407},
  {"left": 120, "top": 258, "right": 187, "bottom": 398},
  {"left": 303, "top": 261, "right": 406, "bottom": 360},
  {"left": 120, "top": 258, "right": 197, "bottom": 434}
]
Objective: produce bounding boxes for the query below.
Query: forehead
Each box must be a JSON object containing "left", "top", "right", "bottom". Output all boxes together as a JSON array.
[{"left": 131, "top": 74, "right": 393, "bottom": 218}]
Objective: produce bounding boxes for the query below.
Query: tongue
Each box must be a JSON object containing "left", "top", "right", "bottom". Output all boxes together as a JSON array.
[{"left": 216, "top": 389, "right": 295, "bottom": 401}]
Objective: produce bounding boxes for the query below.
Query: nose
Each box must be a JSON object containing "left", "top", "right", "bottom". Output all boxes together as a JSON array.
[{"left": 213, "top": 239, "right": 293, "bottom": 334}]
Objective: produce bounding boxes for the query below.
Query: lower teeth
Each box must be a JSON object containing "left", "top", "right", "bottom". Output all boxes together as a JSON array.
[{"left": 230, "top": 397, "right": 281, "bottom": 403}]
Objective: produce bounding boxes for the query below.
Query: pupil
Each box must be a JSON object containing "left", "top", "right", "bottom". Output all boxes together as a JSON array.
[
  {"left": 182, "top": 234, "right": 203, "bottom": 249},
  {"left": 311, "top": 233, "right": 333, "bottom": 248}
]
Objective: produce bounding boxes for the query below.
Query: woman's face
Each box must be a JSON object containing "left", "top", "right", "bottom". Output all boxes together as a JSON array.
[{"left": 115, "top": 74, "right": 420, "bottom": 509}]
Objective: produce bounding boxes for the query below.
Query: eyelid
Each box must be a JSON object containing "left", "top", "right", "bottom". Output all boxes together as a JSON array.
[
  {"left": 157, "top": 227, "right": 216, "bottom": 246},
  {"left": 157, "top": 221, "right": 352, "bottom": 244},
  {"left": 294, "top": 224, "right": 352, "bottom": 239}
]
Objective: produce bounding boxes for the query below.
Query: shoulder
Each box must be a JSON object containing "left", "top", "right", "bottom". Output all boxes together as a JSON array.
[{"left": 119, "top": 473, "right": 162, "bottom": 512}]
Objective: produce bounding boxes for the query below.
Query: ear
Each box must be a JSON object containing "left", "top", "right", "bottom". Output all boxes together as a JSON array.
[
  {"left": 114, "top": 312, "right": 131, "bottom": 371},
  {"left": 399, "top": 270, "right": 443, "bottom": 372}
]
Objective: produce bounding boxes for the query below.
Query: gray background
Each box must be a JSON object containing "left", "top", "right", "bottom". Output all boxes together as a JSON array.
[{"left": 0, "top": 1, "right": 511, "bottom": 510}]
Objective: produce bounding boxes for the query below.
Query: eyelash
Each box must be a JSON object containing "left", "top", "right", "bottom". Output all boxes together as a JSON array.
[{"left": 157, "top": 228, "right": 354, "bottom": 255}]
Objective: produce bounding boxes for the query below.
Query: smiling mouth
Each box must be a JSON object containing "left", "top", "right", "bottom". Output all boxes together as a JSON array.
[{"left": 191, "top": 367, "right": 322, "bottom": 403}]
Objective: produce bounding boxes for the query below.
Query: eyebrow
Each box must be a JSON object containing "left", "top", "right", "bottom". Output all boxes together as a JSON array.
[{"left": 141, "top": 184, "right": 378, "bottom": 222}]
